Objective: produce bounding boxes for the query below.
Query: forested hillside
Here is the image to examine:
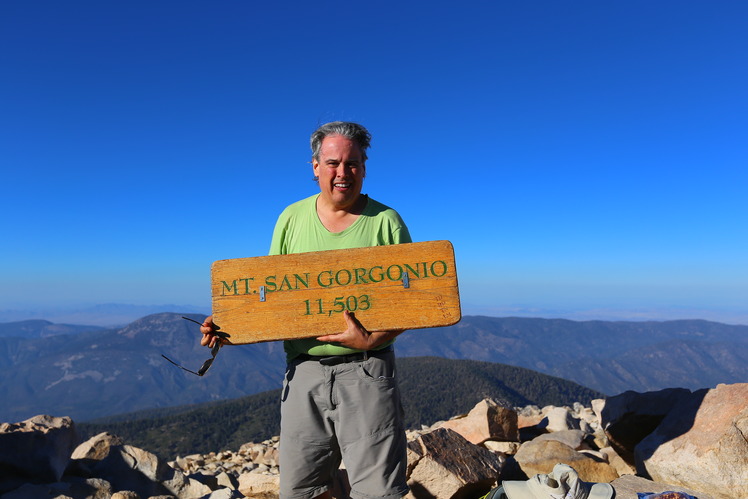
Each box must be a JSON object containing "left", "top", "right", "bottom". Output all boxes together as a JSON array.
[{"left": 79, "top": 356, "right": 602, "bottom": 459}]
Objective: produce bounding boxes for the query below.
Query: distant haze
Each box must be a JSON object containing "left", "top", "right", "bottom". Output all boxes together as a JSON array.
[{"left": 1, "top": 303, "right": 746, "bottom": 328}]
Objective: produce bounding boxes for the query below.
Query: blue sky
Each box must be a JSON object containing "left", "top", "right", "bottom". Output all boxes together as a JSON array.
[{"left": 2, "top": 1, "right": 747, "bottom": 324}]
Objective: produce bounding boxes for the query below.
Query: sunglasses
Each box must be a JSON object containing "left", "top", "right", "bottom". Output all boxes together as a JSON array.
[{"left": 161, "top": 316, "right": 230, "bottom": 376}]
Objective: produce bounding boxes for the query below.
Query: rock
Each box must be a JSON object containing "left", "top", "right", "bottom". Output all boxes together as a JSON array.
[
  {"left": 440, "top": 399, "right": 519, "bottom": 445},
  {"left": 636, "top": 383, "right": 748, "bottom": 499},
  {"left": 590, "top": 398, "right": 605, "bottom": 419},
  {"left": 71, "top": 431, "right": 124, "bottom": 460},
  {"left": 237, "top": 472, "right": 280, "bottom": 498},
  {"left": 94, "top": 444, "right": 211, "bottom": 499},
  {"left": 215, "top": 470, "right": 239, "bottom": 489},
  {"left": 597, "top": 388, "right": 692, "bottom": 465},
  {"left": 511, "top": 439, "right": 619, "bottom": 484},
  {"left": 483, "top": 441, "right": 520, "bottom": 455},
  {"left": 610, "top": 474, "right": 717, "bottom": 499},
  {"left": 259, "top": 446, "right": 279, "bottom": 467},
  {"left": 515, "top": 405, "right": 544, "bottom": 430},
  {"left": 532, "top": 429, "right": 587, "bottom": 450},
  {"left": 111, "top": 492, "right": 140, "bottom": 499},
  {"left": 1, "top": 476, "right": 113, "bottom": 499},
  {"left": 539, "top": 406, "right": 580, "bottom": 432},
  {"left": 599, "top": 447, "right": 635, "bottom": 477},
  {"left": 80, "top": 477, "right": 114, "bottom": 498},
  {"left": 589, "top": 429, "right": 609, "bottom": 449},
  {"left": 405, "top": 445, "right": 422, "bottom": 476},
  {"left": 406, "top": 428, "right": 503, "bottom": 498},
  {"left": 202, "top": 487, "right": 246, "bottom": 498},
  {"left": 575, "top": 403, "right": 598, "bottom": 426},
  {"left": 0, "top": 415, "right": 78, "bottom": 490},
  {"left": 2, "top": 389, "right": 741, "bottom": 499},
  {"left": 0, "top": 482, "right": 74, "bottom": 499},
  {"left": 67, "top": 431, "right": 126, "bottom": 477},
  {"left": 578, "top": 449, "right": 606, "bottom": 461},
  {"left": 186, "top": 471, "right": 219, "bottom": 489}
]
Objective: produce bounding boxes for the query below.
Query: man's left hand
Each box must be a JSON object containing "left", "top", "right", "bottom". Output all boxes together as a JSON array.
[{"left": 316, "top": 310, "right": 402, "bottom": 351}]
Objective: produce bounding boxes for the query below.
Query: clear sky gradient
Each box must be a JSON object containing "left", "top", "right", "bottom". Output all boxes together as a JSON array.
[{"left": 2, "top": 1, "right": 747, "bottom": 324}]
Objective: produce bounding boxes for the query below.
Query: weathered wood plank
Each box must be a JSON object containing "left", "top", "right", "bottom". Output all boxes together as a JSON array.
[{"left": 211, "top": 240, "right": 461, "bottom": 344}]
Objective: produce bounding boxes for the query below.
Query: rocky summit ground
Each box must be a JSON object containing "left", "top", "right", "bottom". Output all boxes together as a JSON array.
[{"left": 2, "top": 382, "right": 745, "bottom": 498}]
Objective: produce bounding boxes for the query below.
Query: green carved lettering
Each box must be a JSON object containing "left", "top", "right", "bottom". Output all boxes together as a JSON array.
[
  {"left": 317, "top": 270, "right": 333, "bottom": 288},
  {"left": 221, "top": 280, "right": 238, "bottom": 296},
  {"left": 294, "top": 273, "right": 310, "bottom": 289},
  {"left": 279, "top": 275, "right": 293, "bottom": 291},
  {"left": 335, "top": 269, "right": 352, "bottom": 286},
  {"left": 430, "top": 260, "right": 448, "bottom": 277},
  {"left": 264, "top": 275, "right": 278, "bottom": 292},
  {"left": 369, "top": 266, "right": 384, "bottom": 282},
  {"left": 404, "top": 263, "right": 422, "bottom": 279},
  {"left": 386, "top": 264, "right": 403, "bottom": 281},
  {"left": 354, "top": 267, "right": 369, "bottom": 284},
  {"left": 239, "top": 277, "right": 254, "bottom": 294}
]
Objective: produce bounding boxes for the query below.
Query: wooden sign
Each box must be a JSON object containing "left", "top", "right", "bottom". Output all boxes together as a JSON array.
[{"left": 211, "top": 240, "right": 461, "bottom": 344}]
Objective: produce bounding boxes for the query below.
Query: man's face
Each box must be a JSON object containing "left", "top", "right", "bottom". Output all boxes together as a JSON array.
[{"left": 313, "top": 135, "right": 366, "bottom": 211}]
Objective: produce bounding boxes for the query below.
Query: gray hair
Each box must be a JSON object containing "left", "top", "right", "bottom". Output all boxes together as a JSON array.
[{"left": 310, "top": 121, "right": 372, "bottom": 161}]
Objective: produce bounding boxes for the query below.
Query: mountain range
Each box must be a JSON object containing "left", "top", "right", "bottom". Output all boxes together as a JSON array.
[
  {"left": 0, "top": 304, "right": 211, "bottom": 327},
  {"left": 396, "top": 316, "right": 748, "bottom": 395},
  {"left": 78, "top": 356, "right": 603, "bottom": 459},
  {"left": 1, "top": 312, "right": 746, "bottom": 423},
  {"left": 0, "top": 319, "right": 103, "bottom": 338}
]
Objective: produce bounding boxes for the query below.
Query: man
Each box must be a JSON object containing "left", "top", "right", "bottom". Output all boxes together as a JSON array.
[{"left": 201, "top": 121, "right": 411, "bottom": 499}]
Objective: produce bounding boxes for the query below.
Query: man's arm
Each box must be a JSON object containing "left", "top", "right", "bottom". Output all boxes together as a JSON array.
[{"left": 316, "top": 310, "right": 404, "bottom": 351}]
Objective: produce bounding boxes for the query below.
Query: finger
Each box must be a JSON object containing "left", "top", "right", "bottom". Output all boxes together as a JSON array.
[
  {"left": 343, "top": 310, "right": 358, "bottom": 326},
  {"left": 200, "top": 315, "right": 218, "bottom": 334},
  {"left": 317, "top": 332, "right": 344, "bottom": 342},
  {"left": 344, "top": 310, "right": 366, "bottom": 331},
  {"left": 201, "top": 332, "right": 218, "bottom": 348}
]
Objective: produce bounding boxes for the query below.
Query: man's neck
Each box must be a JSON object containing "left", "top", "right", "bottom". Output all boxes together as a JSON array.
[{"left": 316, "top": 194, "right": 367, "bottom": 233}]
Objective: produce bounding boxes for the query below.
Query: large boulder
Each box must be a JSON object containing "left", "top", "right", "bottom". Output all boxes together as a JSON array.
[
  {"left": 598, "top": 446, "right": 635, "bottom": 477},
  {"left": 610, "top": 474, "right": 717, "bottom": 499},
  {"left": 93, "top": 444, "right": 212, "bottom": 498},
  {"left": 635, "top": 383, "right": 748, "bottom": 499},
  {"left": 0, "top": 477, "right": 112, "bottom": 499},
  {"left": 596, "top": 388, "right": 691, "bottom": 465},
  {"left": 510, "top": 439, "right": 619, "bottom": 484},
  {"left": 66, "top": 431, "right": 125, "bottom": 477},
  {"left": 531, "top": 429, "right": 588, "bottom": 450},
  {"left": 71, "top": 431, "right": 124, "bottom": 460},
  {"left": 515, "top": 405, "right": 544, "bottom": 431},
  {"left": 407, "top": 428, "right": 504, "bottom": 499},
  {"left": 539, "top": 406, "right": 581, "bottom": 432},
  {"left": 440, "top": 399, "right": 519, "bottom": 445},
  {"left": 0, "top": 415, "right": 78, "bottom": 492},
  {"left": 237, "top": 472, "right": 280, "bottom": 498}
]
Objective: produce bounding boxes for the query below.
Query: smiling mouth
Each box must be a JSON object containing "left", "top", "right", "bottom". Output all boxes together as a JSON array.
[{"left": 334, "top": 182, "right": 352, "bottom": 189}]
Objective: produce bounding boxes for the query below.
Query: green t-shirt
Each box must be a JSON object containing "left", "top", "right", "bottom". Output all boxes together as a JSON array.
[{"left": 269, "top": 193, "right": 412, "bottom": 359}]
